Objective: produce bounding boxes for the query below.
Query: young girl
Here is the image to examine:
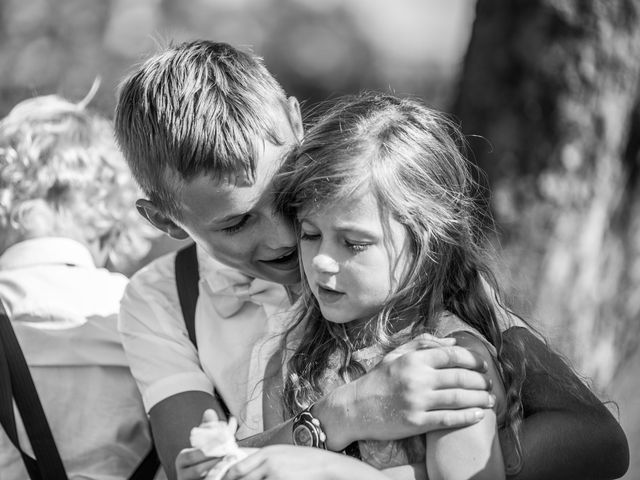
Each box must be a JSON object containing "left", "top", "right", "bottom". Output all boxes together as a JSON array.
[{"left": 273, "top": 92, "right": 535, "bottom": 479}]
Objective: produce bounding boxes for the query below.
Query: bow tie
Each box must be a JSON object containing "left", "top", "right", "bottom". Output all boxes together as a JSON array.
[{"left": 206, "top": 267, "right": 284, "bottom": 318}]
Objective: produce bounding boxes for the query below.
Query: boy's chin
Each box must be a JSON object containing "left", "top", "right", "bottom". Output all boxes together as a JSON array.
[{"left": 262, "top": 268, "right": 301, "bottom": 286}]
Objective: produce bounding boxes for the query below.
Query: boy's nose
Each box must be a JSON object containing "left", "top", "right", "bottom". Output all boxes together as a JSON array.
[{"left": 312, "top": 254, "right": 339, "bottom": 274}]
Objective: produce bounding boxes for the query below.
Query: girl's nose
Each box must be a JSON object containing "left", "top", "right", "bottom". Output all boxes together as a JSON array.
[{"left": 312, "top": 253, "right": 339, "bottom": 274}]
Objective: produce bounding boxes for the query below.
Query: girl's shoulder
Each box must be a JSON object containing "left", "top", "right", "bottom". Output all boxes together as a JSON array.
[
  {"left": 434, "top": 312, "right": 508, "bottom": 424},
  {"left": 432, "top": 311, "right": 497, "bottom": 357}
]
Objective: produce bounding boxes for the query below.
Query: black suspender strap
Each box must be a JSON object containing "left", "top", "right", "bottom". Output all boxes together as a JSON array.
[
  {"left": 0, "top": 318, "right": 43, "bottom": 480},
  {"left": 127, "top": 444, "right": 160, "bottom": 480},
  {"left": 0, "top": 301, "right": 159, "bottom": 480},
  {"left": 0, "top": 300, "right": 68, "bottom": 480},
  {"left": 174, "top": 243, "right": 231, "bottom": 419},
  {"left": 175, "top": 243, "right": 199, "bottom": 346}
]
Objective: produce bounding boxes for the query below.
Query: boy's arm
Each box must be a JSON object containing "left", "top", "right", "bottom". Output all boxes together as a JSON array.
[
  {"left": 243, "top": 334, "right": 494, "bottom": 450},
  {"left": 149, "top": 391, "right": 219, "bottom": 480},
  {"left": 502, "top": 327, "right": 629, "bottom": 480},
  {"left": 245, "top": 327, "right": 629, "bottom": 480},
  {"left": 317, "top": 340, "right": 493, "bottom": 450},
  {"left": 118, "top": 263, "right": 219, "bottom": 480},
  {"left": 426, "top": 332, "right": 505, "bottom": 480}
]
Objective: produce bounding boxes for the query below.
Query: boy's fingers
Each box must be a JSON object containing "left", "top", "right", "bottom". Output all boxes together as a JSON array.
[
  {"left": 409, "top": 333, "right": 457, "bottom": 349},
  {"left": 384, "top": 334, "right": 456, "bottom": 363},
  {"left": 176, "top": 448, "right": 225, "bottom": 479},
  {"left": 202, "top": 408, "right": 219, "bottom": 423},
  {"left": 416, "top": 408, "right": 486, "bottom": 431},
  {"left": 428, "top": 388, "right": 495, "bottom": 410},
  {"left": 181, "top": 458, "right": 220, "bottom": 480},
  {"left": 420, "top": 345, "right": 488, "bottom": 371},
  {"left": 176, "top": 448, "right": 207, "bottom": 467},
  {"left": 433, "top": 368, "right": 492, "bottom": 391}
]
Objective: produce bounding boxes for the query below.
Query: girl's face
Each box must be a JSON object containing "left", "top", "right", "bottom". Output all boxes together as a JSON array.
[{"left": 298, "top": 187, "right": 411, "bottom": 324}]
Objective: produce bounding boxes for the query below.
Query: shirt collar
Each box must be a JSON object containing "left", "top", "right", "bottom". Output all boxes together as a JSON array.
[
  {"left": 0, "top": 237, "right": 96, "bottom": 270},
  {"left": 195, "top": 244, "right": 291, "bottom": 316}
]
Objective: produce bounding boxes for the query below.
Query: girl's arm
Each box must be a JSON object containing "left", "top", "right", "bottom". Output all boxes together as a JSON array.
[
  {"left": 381, "top": 464, "right": 427, "bottom": 480},
  {"left": 426, "top": 332, "right": 505, "bottom": 480},
  {"left": 502, "top": 327, "right": 629, "bottom": 480},
  {"left": 223, "top": 445, "right": 392, "bottom": 480}
]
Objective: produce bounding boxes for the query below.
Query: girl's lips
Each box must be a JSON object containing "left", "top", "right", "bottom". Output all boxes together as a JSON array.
[{"left": 317, "top": 285, "right": 344, "bottom": 304}]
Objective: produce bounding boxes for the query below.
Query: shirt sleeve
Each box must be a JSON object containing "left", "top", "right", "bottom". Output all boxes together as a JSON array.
[{"left": 118, "top": 254, "right": 214, "bottom": 412}]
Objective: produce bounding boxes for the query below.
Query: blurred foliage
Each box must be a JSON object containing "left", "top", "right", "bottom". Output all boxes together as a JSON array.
[
  {"left": 455, "top": 0, "right": 640, "bottom": 388},
  {"left": 0, "top": 0, "right": 472, "bottom": 118},
  {"left": 0, "top": 0, "right": 474, "bottom": 281},
  {"left": 456, "top": 2, "right": 639, "bottom": 477}
]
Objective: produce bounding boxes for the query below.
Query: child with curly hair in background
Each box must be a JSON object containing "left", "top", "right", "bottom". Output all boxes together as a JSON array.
[{"left": 0, "top": 90, "right": 158, "bottom": 478}]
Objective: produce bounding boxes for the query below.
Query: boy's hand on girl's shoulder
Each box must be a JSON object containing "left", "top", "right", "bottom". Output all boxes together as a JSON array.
[
  {"left": 340, "top": 333, "right": 495, "bottom": 445},
  {"left": 380, "top": 333, "right": 459, "bottom": 363}
]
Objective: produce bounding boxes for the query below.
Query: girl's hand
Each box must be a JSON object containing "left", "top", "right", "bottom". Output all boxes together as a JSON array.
[
  {"left": 318, "top": 333, "right": 495, "bottom": 449},
  {"left": 175, "top": 447, "right": 221, "bottom": 480},
  {"left": 222, "top": 445, "right": 389, "bottom": 480}
]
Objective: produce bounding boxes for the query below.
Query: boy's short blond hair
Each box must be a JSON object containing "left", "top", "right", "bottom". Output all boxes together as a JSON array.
[
  {"left": 115, "top": 40, "right": 291, "bottom": 219},
  {"left": 0, "top": 94, "right": 156, "bottom": 268}
]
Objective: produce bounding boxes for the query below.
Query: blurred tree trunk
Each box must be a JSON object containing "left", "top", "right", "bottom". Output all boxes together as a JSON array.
[{"left": 453, "top": 0, "right": 640, "bottom": 388}]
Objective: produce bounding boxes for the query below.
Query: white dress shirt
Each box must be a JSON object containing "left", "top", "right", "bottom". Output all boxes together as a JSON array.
[
  {"left": 0, "top": 237, "right": 152, "bottom": 480},
  {"left": 118, "top": 246, "right": 292, "bottom": 439}
]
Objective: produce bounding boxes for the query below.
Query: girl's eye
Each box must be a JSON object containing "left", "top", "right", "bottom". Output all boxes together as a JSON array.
[
  {"left": 299, "top": 231, "right": 320, "bottom": 242},
  {"left": 222, "top": 215, "right": 250, "bottom": 234},
  {"left": 345, "top": 240, "right": 370, "bottom": 253}
]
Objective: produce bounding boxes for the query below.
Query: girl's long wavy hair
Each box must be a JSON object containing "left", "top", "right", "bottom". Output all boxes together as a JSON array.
[{"left": 274, "top": 92, "right": 530, "bottom": 456}]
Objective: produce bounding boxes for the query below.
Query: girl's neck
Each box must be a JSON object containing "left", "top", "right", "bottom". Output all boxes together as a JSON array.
[
  {"left": 341, "top": 312, "right": 418, "bottom": 351},
  {"left": 285, "top": 284, "right": 302, "bottom": 304}
]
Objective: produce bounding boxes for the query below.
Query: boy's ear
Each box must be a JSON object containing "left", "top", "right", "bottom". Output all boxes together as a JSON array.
[
  {"left": 135, "top": 199, "right": 189, "bottom": 240},
  {"left": 286, "top": 96, "right": 304, "bottom": 141}
]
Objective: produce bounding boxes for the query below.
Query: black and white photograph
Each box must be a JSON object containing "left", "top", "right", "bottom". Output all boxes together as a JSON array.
[{"left": 0, "top": 1, "right": 635, "bottom": 479}]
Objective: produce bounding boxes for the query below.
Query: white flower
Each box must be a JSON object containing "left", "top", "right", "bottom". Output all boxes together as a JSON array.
[{"left": 189, "top": 410, "right": 256, "bottom": 480}]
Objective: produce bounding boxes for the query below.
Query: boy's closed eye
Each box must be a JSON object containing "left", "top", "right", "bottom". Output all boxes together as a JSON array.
[{"left": 220, "top": 214, "right": 251, "bottom": 234}]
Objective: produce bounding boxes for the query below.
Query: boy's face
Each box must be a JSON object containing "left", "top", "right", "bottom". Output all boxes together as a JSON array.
[
  {"left": 174, "top": 134, "right": 301, "bottom": 285},
  {"left": 137, "top": 99, "right": 304, "bottom": 285}
]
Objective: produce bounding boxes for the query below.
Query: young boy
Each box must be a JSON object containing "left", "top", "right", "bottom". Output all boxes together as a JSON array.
[{"left": 114, "top": 40, "right": 628, "bottom": 480}]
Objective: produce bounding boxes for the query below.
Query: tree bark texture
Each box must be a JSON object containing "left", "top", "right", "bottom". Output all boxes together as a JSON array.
[{"left": 453, "top": 0, "right": 640, "bottom": 389}]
